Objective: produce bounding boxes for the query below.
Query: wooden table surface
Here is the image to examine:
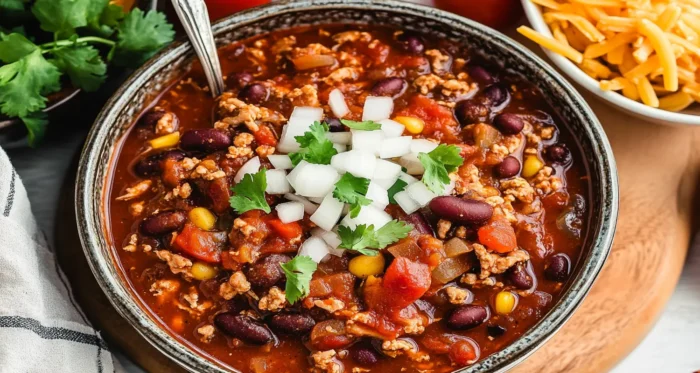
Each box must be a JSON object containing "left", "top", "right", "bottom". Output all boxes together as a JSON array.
[{"left": 5, "top": 18, "right": 700, "bottom": 373}]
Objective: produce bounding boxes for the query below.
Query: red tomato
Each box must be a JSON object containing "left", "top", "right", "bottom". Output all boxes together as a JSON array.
[
  {"left": 382, "top": 257, "right": 431, "bottom": 310},
  {"left": 434, "top": 0, "right": 523, "bottom": 30},
  {"left": 266, "top": 218, "right": 303, "bottom": 240},
  {"left": 396, "top": 95, "right": 460, "bottom": 143},
  {"left": 253, "top": 125, "right": 278, "bottom": 147},
  {"left": 478, "top": 219, "right": 518, "bottom": 253},
  {"left": 205, "top": 0, "right": 271, "bottom": 20},
  {"left": 174, "top": 223, "right": 225, "bottom": 263},
  {"left": 449, "top": 340, "right": 479, "bottom": 366}
]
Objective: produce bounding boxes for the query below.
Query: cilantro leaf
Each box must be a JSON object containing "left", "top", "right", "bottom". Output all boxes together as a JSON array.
[
  {"left": 31, "top": 0, "right": 104, "bottom": 36},
  {"left": 333, "top": 173, "right": 372, "bottom": 218},
  {"left": 280, "top": 256, "right": 317, "bottom": 304},
  {"left": 21, "top": 111, "right": 48, "bottom": 147},
  {"left": 51, "top": 45, "right": 106, "bottom": 92},
  {"left": 289, "top": 121, "right": 338, "bottom": 166},
  {"left": 418, "top": 144, "right": 464, "bottom": 194},
  {"left": 337, "top": 220, "right": 413, "bottom": 255},
  {"left": 229, "top": 169, "right": 271, "bottom": 214},
  {"left": 0, "top": 49, "right": 61, "bottom": 118},
  {"left": 0, "top": 32, "right": 37, "bottom": 63},
  {"left": 93, "top": 3, "right": 125, "bottom": 36},
  {"left": 113, "top": 8, "right": 175, "bottom": 67},
  {"left": 387, "top": 179, "right": 408, "bottom": 205},
  {"left": 340, "top": 119, "right": 381, "bottom": 131},
  {"left": 0, "top": 0, "right": 26, "bottom": 11}
]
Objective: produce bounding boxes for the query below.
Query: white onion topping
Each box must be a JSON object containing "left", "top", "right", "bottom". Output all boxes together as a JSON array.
[
  {"left": 275, "top": 202, "right": 305, "bottom": 223},
  {"left": 310, "top": 193, "right": 345, "bottom": 231},
  {"left": 399, "top": 153, "right": 425, "bottom": 175},
  {"left": 362, "top": 96, "right": 394, "bottom": 121},
  {"left": 326, "top": 131, "right": 352, "bottom": 145},
  {"left": 379, "top": 136, "right": 412, "bottom": 159},
  {"left": 234, "top": 156, "right": 260, "bottom": 183},
  {"left": 328, "top": 89, "right": 350, "bottom": 118},
  {"left": 266, "top": 169, "right": 292, "bottom": 195},
  {"left": 284, "top": 193, "right": 318, "bottom": 214},
  {"left": 406, "top": 181, "right": 436, "bottom": 207},
  {"left": 378, "top": 119, "right": 406, "bottom": 138},
  {"left": 290, "top": 106, "right": 324, "bottom": 121},
  {"left": 268, "top": 154, "right": 293, "bottom": 170},
  {"left": 366, "top": 181, "right": 389, "bottom": 209},
  {"left": 394, "top": 191, "right": 420, "bottom": 214},
  {"left": 290, "top": 163, "right": 339, "bottom": 198},
  {"left": 298, "top": 236, "right": 331, "bottom": 263},
  {"left": 410, "top": 139, "right": 439, "bottom": 154},
  {"left": 351, "top": 130, "right": 383, "bottom": 156}
]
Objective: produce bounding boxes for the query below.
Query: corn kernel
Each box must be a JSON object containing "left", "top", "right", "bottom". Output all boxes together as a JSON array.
[
  {"left": 522, "top": 155, "right": 544, "bottom": 178},
  {"left": 189, "top": 207, "right": 217, "bottom": 230},
  {"left": 349, "top": 254, "right": 386, "bottom": 278},
  {"left": 495, "top": 290, "right": 517, "bottom": 314},
  {"left": 191, "top": 262, "right": 218, "bottom": 281},
  {"left": 394, "top": 116, "right": 424, "bottom": 134},
  {"left": 149, "top": 131, "right": 180, "bottom": 149}
]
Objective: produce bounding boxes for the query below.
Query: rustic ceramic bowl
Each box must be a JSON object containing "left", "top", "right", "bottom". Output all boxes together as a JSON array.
[{"left": 76, "top": 1, "right": 619, "bottom": 372}]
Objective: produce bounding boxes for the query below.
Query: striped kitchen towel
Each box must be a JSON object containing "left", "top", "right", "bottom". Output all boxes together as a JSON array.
[{"left": 0, "top": 147, "right": 118, "bottom": 373}]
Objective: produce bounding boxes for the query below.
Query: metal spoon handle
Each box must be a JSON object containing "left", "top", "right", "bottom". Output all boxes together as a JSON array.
[{"left": 170, "top": 0, "right": 225, "bottom": 97}]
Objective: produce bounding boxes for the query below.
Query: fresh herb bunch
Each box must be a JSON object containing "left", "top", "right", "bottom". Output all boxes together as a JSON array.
[{"left": 0, "top": 0, "right": 175, "bottom": 145}]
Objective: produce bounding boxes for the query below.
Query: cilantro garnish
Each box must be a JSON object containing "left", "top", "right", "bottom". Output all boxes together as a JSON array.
[
  {"left": 229, "top": 169, "right": 271, "bottom": 214},
  {"left": 340, "top": 119, "right": 382, "bottom": 131},
  {"left": 280, "top": 255, "right": 317, "bottom": 304},
  {"left": 418, "top": 144, "right": 464, "bottom": 194},
  {"left": 337, "top": 220, "right": 413, "bottom": 256},
  {"left": 0, "top": 1, "right": 174, "bottom": 146},
  {"left": 289, "top": 121, "right": 338, "bottom": 166},
  {"left": 333, "top": 173, "right": 372, "bottom": 218},
  {"left": 387, "top": 179, "right": 408, "bottom": 205}
]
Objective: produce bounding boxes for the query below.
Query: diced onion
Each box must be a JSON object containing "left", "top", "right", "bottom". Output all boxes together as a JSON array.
[
  {"left": 372, "top": 159, "right": 402, "bottom": 188},
  {"left": 284, "top": 193, "right": 318, "bottom": 214},
  {"left": 394, "top": 191, "right": 420, "bottom": 214},
  {"left": 366, "top": 181, "right": 389, "bottom": 209},
  {"left": 441, "top": 179, "right": 456, "bottom": 196},
  {"left": 298, "top": 236, "right": 331, "bottom": 263},
  {"left": 290, "top": 106, "right": 324, "bottom": 122},
  {"left": 311, "top": 228, "right": 344, "bottom": 257},
  {"left": 333, "top": 143, "right": 347, "bottom": 153},
  {"left": 326, "top": 131, "right": 352, "bottom": 145},
  {"left": 329, "top": 89, "right": 350, "bottom": 118},
  {"left": 290, "top": 164, "right": 339, "bottom": 198},
  {"left": 399, "top": 172, "right": 419, "bottom": 185},
  {"left": 268, "top": 154, "right": 293, "bottom": 170},
  {"left": 406, "top": 181, "right": 436, "bottom": 207},
  {"left": 362, "top": 96, "right": 394, "bottom": 121},
  {"left": 234, "top": 156, "right": 260, "bottom": 183},
  {"left": 307, "top": 196, "right": 325, "bottom": 204},
  {"left": 342, "top": 205, "right": 392, "bottom": 229},
  {"left": 378, "top": 119, "right": 405, "bottom": 138},
  {"left": 310, "top": 193, "right": 345, "bottom": 231},
  {"left": 265, "top": 169, "right": 292, "bottom": 195},
  {"left": 351, "top": 130, "right": 383, "bottom": 156},
  {"left": 332, "top": 150, "right": 377, "bottom": 179},
  {"left": 399, "top": 153, "right": 424, "bottom": 175},
  {"left": 379, "top": 136, "right": 412, "bottom": 159},
  {"left": 286, "top": 160, "right": 310, "bottom": 187},
  {"left": 410, "top": 139, "right": 439, "bottom": 154},
  {"left": 275, "top": 202, "right": 305, "bottom": 223}
]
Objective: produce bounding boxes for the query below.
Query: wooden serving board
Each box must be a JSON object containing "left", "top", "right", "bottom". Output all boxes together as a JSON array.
[{"left": 53, "top": 37, "right": 700, "bottom": 373}]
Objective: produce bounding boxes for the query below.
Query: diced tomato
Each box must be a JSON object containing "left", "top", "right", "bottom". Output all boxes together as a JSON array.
[
  {"left": 254, "top": 125, "right": 278, "bottom": 146},
  {"left": 381, "top": 258, "right": 431, "bottom": 311},
  {"left": 309, "top": 320, "right": 354, "bottom": 350},
  {"left": 267, "top": 218, "right": 302, "bottom": 240},
  {"left": 449, "top": 340, "right": 479, "bottom": 366},
  {"left": 308, "top": 272, "right": 357, "bottom": 303},
  {"left": 396, "top": 95, "right": 460, "bottom": 143},
  {"left": 174, "top": 223, "right": 225, "bottom": 263},
  {"left": 478, "top": 219, "right": 518, "bottom": 253}
]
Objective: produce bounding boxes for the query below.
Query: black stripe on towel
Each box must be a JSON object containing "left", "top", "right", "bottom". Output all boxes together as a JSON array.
[
  {"left": 3, "top": 168, "right": 15, "bottom": 217},
  {"left": 0, "top": 316, "right": 107, "bottom": 349}
]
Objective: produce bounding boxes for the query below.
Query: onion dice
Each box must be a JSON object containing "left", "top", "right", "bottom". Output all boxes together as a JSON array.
[
  {"left": 379, "top": 136, "right": 412, "bottom": 159},
  {"left": 362, "top": 96, "right": 394, "bottom": 121},
  {"left": 275, "top": 202, "right": 305, "bottom": 223},
  {"left": 310, "top": 193, "right": 345, "bottom": 231},
  {"left": 329, "top": 89, "right": 350, "bottom": 118},
  {"left": 266, "top": 169, "right": 292, "bottom": 194},
  {"left": 234, "top": 156, "right": 261, "bottom": 183}
]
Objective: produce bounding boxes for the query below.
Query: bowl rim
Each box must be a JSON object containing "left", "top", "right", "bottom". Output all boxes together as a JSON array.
[
  {"left": 520, "top": 0, "right": 700, "bottom": 126},
  {"left": 75, "top": 1, "right": 619, "bottom": 372}
]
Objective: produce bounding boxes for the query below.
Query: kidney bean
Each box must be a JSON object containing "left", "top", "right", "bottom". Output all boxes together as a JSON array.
[
  {"left": 455, "top": 100, "right": 489, "bottom": 127},
  {"left": 467, "top": 65, "right": 494, "bottom": 85},
  {"left": 326, "top": 118, "right": 344, "bottom": 132},
  {"left": 402, "top": 211, "right": 434, "bottom": 236},
  {"left": 545, "top": 144, "right": 572, "bottom": 164},
  {"left": 508, "top": 262, "right": 534, "bottom": 290},
  {"left": 487, "top": 324, "right": 506, "bottom": 338},
  {"left": 371, "top": 77, "right": 406, "bottom": 97},
  {"left": 493, "top": 113, "right": 524, "bottom": 135},
  {"left": 228, "top": 72, "right": 253, "bottom": 89},
  {"left": 429, "top": 196, "right": 493, "bottom": 225},
  {"left": 245, "top": 254, "right": 291, "bottom": 288},
  {"left": 140, "top": 210, "right": 186, "bottom": 236},
  {"left": 446, "top": 305, "right": 489, "bottom": 330},
  {"left": 138, "top": 107, "right": 166, "bottom": 128},
  {"left": 494, "top": 156, "right": 520, "bottom": 178},
  {"left": 350, "top": 342, "right": 381, "bottom": 365},
  {"left": 180, "top": 129, "right": 232, "bottom": 153},
  {"left": 398, "top": 34, "right": 425, "bottom": 55},
  {"left": 133, "top": 150, "right": 186, "bottom": 177},
  {"left": 545, "top": 253, "right": 571, "bottom": 282},
  {"left": 214, "top": 313, "right": 274, "bottom": 345},
  {"left": 482, "top": 84, "right": 510, "bottom": 107},
  {"left": 238, "top": 83, "right": 269, "bottom": 104},
  {"left": 269, "top": 313, "right": 316, "bottom": 335}
]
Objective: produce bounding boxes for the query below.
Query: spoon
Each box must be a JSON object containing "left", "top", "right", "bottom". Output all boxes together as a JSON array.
[{"left": 170, "top": 0, "right": 225, "bottom": 97}]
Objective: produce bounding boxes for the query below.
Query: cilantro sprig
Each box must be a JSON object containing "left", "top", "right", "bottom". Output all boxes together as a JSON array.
[
  {"left": 289, "top": 121, "right": 338, "bottom": 166},
  {"left": 229, "top": 169, "right": 272, "bottom": 214},
  {"left": 387, "top": 179, "right": 408, "bottom": 205},
  {"left": 0, "top": 0, "right": 174, "bottom": 146},
  {"left": 280, "top": 255, "right": 317, "bottom": 304},
  {"left": 337, "top": 220, "right": 413, "bottom": 256},
  {"left": 418, "top": 144, "right": 464, "bottom": 194},
  {"left": 340, "top": 119, "right": 382, "bottom": 131},
  {"left": 333, "top": 173, "right": 372, "bottom": 218}
]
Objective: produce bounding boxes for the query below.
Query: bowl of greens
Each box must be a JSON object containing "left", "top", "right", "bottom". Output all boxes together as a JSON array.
[{"left": 0, "top": 0, "right": 175, "bottom": 146}]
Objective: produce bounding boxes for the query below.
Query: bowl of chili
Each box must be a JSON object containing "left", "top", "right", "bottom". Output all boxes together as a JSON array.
[{"left": 76, "top": 1, "right": 619, "bottom": 372}]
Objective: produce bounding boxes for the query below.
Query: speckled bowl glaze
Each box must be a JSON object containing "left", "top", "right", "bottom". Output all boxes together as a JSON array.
[{"left": 76, "top": 1, "right": 619, "bottom": 372}]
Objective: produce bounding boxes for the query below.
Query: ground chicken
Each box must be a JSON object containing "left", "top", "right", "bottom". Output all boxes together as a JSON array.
[
  {"left": 258, "top": 287, "right": 287, "bottom": 312},
  {"left": 287, "top": 84, "right": 320, "bottom": 107},
  {"left": 255, "top": 145, "right": 275, "bottom": 157},
  {"left": 271, "top": 35, "right": 297, "bottom": 56},
  {"left": 233, "top": 218, "right": 257, "bottom": 238},
  {"left": 155, "top": 250, "right": 193, "bottom": 279},
  {"left": 324, "top": 67, "right": 361, "bottom": 84},
  {"left": 219, "top": 271, "right": 251, "bottom": 300},
  {"left": 216, "top": 93, "right": 286, "bottom": 132},
  {"left": 116, "top": 180, "right": 152, "bottom": 201},
  {"left": 191, "top": 159, "right": 226, "bottom": 181},
  {"left": 154, "top": 112, "right": 178, "bottom": 135},
  {"left": 128, "top": 201, "right": 144, "bottom": 217},
  {"left": 472, "top": 243, "right": 529, "bottom": 279},
  {"left": 227, "top": 145, "right": 254, "bottom": 159},
  {"left": 425, "top": 49, "right": 451, "bottom": 74},
  {"left": 437, "top": 219, "right": 451, "bottom": 239},
  {"left": 382, "top": 339, "right": 416, "bottom": 358},
  {"left": 234, "top": 132, "right": 254, "bottom": 147},
  {"left": 532, "top": 166, "right": 563, "bottom": 195},
  {"left": 149, "top": 279, "right": 180, "bottom": 297},
  {"left": 413, "top": 74, "right": 444, "bottom": 94},
  {"left": 291, "top": 43, "right": 332, "bottom": 59},
  {"left": 333, "top": 31, "right": 372, "bottom": 45},
  {"left": 123, "top": 234, "right": 138, "bottom": 252},
  {"left": 311, "top": 350, "right": 342, "bottom": 373},
  {"left": 313, "top": 298, "right": 346, "bottom": 313},
  {"left": 197, "top": 324, "right": 215, "bottom": 343},
  {"left": 445, "top": 286, "right": 471, "bottom": 304},
  {"left": 441, "top": 79, "right": 476, "bottom": 98},
  {"left": 501, "top": 177, "right": 536, "bottom": 203}
]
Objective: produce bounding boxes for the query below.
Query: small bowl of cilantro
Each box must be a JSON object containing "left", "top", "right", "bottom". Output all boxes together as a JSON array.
[{"left": 0, "top": 0, "right": 175, "bottom": 146}]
